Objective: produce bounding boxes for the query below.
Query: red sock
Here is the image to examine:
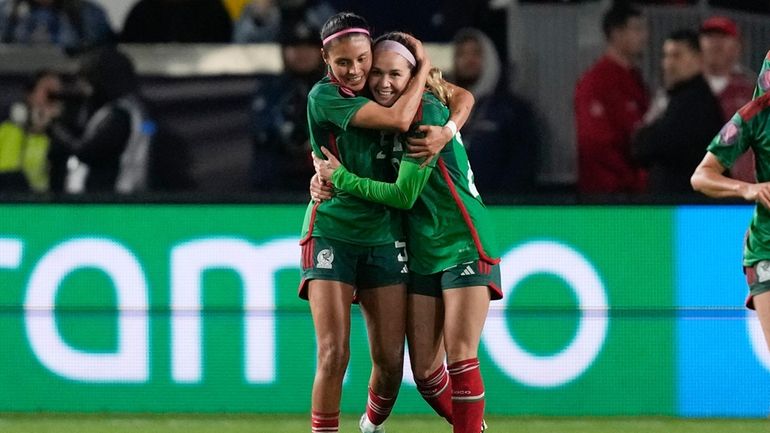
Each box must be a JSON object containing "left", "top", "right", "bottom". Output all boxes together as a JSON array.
[
  {"left": 414, "top": 364, "right": 453, "bottom": 424},
  {"left": 366, "top": 387, "right": 396, "bottom": 425},
  {"left": 311, "top": 410, "right": 339, "bottom": 433},
  {"left": 448, "top": 358, "right": 485, "bottom": 433}
]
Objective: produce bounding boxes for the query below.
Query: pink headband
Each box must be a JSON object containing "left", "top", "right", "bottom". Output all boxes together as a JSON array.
[
  {"left": 322, "top": 27, "right": 370, "bottom": 46},
  {"left": 374, "top": 40, "right": 416, "bottom": 67}
]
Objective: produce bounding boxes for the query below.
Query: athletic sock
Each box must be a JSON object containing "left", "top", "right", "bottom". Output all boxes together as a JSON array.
[
  {"left": 414, "top": 364, "right": 453, "bottom": 424},
  {"left": 311, "top": 410, "right": 339, "bottom": 433},
  {"left": 365, "top": 386, "right": 396, "bottom": 425},
  {"left": 448, "top": 358, "right": 485, "bottom": 433}
]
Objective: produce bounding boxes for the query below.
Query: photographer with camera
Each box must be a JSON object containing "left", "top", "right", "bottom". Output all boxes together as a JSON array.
[
  {"left": 0, "top": 69, "right": 62, "bottom": 193},
  {"left": 48, "top": 46, "right": 152, "bottom": 194}
]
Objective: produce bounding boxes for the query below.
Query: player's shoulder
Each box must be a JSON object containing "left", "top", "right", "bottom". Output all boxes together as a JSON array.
[
  {"left": 309, "top": 76, "right": 359, "bottom": 100},
  {"left": 308, "top": 76, "right": 334, "bottom": 98},
  {"left": 737, "top": 93, "right": 770, "bottom": 124},
  {"left": 421, "top": 92, "right": 449, "bottom": 117}
]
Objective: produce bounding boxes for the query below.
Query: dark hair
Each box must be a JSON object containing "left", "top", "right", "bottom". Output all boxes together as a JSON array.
[
  {"left": 602, "top": 2, "right": 642, "bottom": 39},
  {"left": 80, "top": 47, "right": 138, "bottom": 102},
  {"left": 666, "top": 29, "right": 700, "bottom": 52},
  {"left": 320, "top": 12, "right": 370, "bottom": 48}
]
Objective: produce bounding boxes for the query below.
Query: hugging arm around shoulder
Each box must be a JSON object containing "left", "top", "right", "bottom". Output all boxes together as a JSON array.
[{"left": 331, "top": 158, "right": 432, "bottom": 209}]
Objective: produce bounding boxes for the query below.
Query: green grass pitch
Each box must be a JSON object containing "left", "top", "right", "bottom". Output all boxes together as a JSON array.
[{"left": 0, "top": 414, "right": 767, "bottom": 433}]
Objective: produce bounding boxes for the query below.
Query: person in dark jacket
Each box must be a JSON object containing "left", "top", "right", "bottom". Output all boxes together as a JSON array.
[
  {"left": 249, "top": 17, "right": 324, "bottom": 192},
  {"left": 450, "top": 27, "right": 541, "bottom": 195},
  {"left": 48, "top": 47, "right": 152, "bottom": 193},
  {"left": 631, "top": 29, "right": 724, "bottom": 194}
]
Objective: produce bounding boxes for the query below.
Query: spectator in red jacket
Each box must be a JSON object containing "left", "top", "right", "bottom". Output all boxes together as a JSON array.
[
  {"left": 574, "top": 2, "right": 649, "bottom": 194},
  {"left": 699, "top": 15, "right": 756, "bottom": 182}
]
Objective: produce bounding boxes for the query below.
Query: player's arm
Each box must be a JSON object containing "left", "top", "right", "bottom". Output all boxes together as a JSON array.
[
  {"left": 350, "top": 36, "right": 431, "bottom": 132},
  {"left": 315, "top": 147, "right": 432, "bottom": 209},
  {"left": 407, "top": 82, "right": 474, "bottom": 162},
  {"left": 691, "top": 152, "right": 770, "bottom": 208}
]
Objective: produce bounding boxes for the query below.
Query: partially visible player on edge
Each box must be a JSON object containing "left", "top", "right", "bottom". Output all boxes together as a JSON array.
[
  {"left": 299, "top": 12, "right": 474, "bottom": 433},
  {"left": 691, "top": 50, "right": 770, "bottom": 353},
  {"left": 314, "top": 31, "right": 500, "bottom": 433}
]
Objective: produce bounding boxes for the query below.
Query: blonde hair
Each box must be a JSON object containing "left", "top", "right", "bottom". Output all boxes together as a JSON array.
[{"left": 426, "top": 66, "right": 453, "bottom": 106}]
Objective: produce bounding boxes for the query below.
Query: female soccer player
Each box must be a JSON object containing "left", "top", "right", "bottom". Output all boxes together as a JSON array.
[
  {"left": 314, "top": 31, "right": 501, "bottom": 433},
  {"left": 300, "top": 12, "right": 474, "bottom": 433},
  {"left": 691, "top": 51, "right": 770, "bottom": 356}
]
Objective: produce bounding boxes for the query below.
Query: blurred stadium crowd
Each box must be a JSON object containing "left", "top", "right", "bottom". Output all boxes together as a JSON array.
[{"left": 0, "top": 0, "right": 769, "bottom": 201}]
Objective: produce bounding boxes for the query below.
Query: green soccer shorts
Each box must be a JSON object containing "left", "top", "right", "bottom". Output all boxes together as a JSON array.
[
  {"left": 408, "top": 259, "right": 502, "bottom": 300},
  {"left": 298, "top": 236, "right": 408, "bottom": 299},
  {"left": 744, "top": 260, "right": 770, "bottom": 310}
]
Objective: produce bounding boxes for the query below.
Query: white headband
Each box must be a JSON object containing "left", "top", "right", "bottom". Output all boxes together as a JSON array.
[{"left": 374, "top": 40, "right": 416, "bottom": 67}]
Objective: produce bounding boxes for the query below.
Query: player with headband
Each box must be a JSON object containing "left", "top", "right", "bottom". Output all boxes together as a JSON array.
[
  {"left": 314, "top": 31, "right": 499, "bottom": 433},
  {"left": 299, "top": 12, "right": 475, "bottom": 433}
]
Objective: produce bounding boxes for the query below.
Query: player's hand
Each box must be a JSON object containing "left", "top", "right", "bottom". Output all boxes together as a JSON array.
[
  {"left": 312, "top": 147, "right": 342, "bottom": 181},
  {"left": 745, "top": 182, "right": 770, "bottom": 210},
  {"left": 406, "top": 124, "right": 451, "bottom": 167},
  {"left": 402, "top": 34, "right": 427, "bottom": 64},
  {"left": 309, "top": 173, "right": 333, "bottom": 203}
]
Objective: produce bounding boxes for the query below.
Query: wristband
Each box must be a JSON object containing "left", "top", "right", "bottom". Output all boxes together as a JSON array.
[{"left": 444, "top": 120, "right": 458, "bottom": 137}]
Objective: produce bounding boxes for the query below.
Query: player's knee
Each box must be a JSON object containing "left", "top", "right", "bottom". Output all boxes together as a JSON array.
[
  {"left": 445, "top": 343, "right": 478, "bottom": 365},
  {"left": 316, "top": 342, "right": 350, "bottom": 375},
  {"left": 411, "top": 364, "right": 438, "bottom": 382},
  {"left": 371, "top": 344, "right": 404, "bottom": 371}
]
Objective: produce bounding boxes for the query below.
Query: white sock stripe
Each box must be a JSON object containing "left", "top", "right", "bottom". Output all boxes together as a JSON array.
[
  {"left": 312, "top": 427, "right": 339, "bottom": 432},
  {"left": 448, "top": 360, "right": 479, "bottom": 370},
  {"left": 420, "top": 379, "right": 450, "bottom": 398},
  {"left": 368, "top": 405, "right": 389, "bottom": 415},
  {"left": 423, "top": 370, "right": 448, "bottom": 387},
  {"left": 312, "top": 414, "right": 339, "bottom": 420},
  {"left": 367, "top": 399, "right": 389, "bottom": 414},
  {"left": 448, "top": 363, "right": 479, "bottom": 375},
  {"left": 369, "top": 393, "right": 395, "bottom": 401},
  {"left": 451, "top": 391, "right": 485, "bottom": 402}
]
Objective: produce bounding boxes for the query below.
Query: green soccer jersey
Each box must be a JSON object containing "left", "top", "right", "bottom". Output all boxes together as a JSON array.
[
  {"left": 708, "top": 51, "right": 770, "bottom": 266},
  {"left": 300, "top": 76, "right": 400, "bottom": 246},
  {"left": 331, "top": 92, "right": 499, "bottom": 274}
]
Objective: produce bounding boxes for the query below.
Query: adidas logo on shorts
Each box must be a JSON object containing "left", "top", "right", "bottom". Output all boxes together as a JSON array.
[{"left": 460, "top": 265, "right": 475, "bottom": 276}]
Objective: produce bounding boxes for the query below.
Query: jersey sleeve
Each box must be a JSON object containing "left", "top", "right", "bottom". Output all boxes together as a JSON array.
[
  {"left": 308, "top": 83, "right": 370, "bottom": 132},
  {"left": 331, "top": 159, "right": 433, "bottom": 209},
  {"left": 409, "top": 94, "right": 448, "bottom": 169},
  {"left": 707, "top": 112, "right": 754, "bottom": 169}
]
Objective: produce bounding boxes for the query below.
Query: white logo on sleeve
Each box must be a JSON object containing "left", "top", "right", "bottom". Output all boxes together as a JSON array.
[
  {"left": 757, "top": 261, "right": 770, "bottom": 282},
  {"left": 317, "top": 249, "right": 334, "bottom": 269}
]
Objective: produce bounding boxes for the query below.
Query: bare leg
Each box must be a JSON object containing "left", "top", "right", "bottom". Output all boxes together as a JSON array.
[
  {"left": 442, "top": 286, "right": 489, "bottom": 364},
  {"left": 407, "top": 293, "right": 445, "bottom": 378},
  {"left": 358, "top": 283, "right": 407, "bottom": 426},
  {"left": 407, "top": 293, "right": 452, "bottom": 423},
  {"left": 753, "top": 291, "right": 770, "bottom": 351},
  {"left": 358, "top": 283, "right": 407, "bottom": 397},
  {"left": 443, "top": 286, "right": 490, "bottom": 433},
  {"left": 308, "top": 279, "right": 355, "bottom": 413}
]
